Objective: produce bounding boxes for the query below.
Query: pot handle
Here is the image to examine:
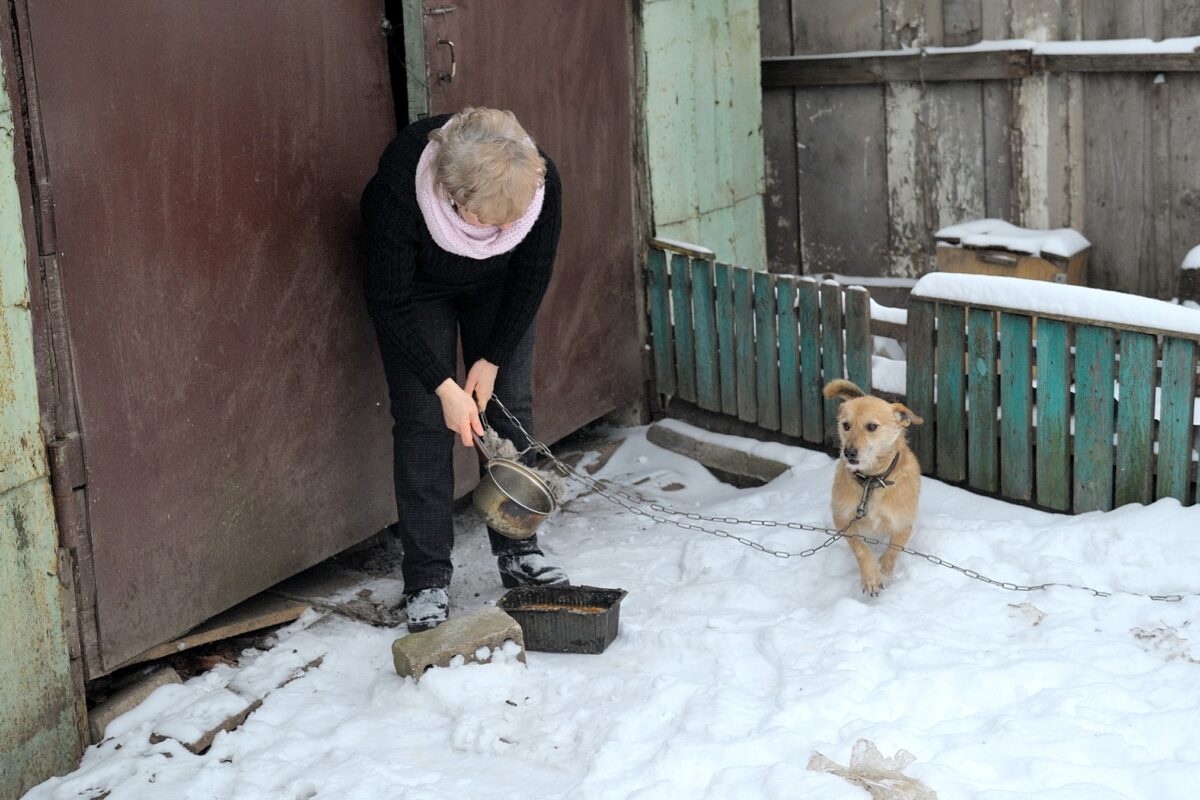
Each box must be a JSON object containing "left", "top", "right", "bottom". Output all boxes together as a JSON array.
[{"left": 473, "top": 409, "right": 494, "bottom": 461}]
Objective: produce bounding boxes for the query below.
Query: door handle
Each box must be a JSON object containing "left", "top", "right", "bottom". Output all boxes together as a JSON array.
[{"left": 437, "top": 39, "right": 456, "bottom": 84}]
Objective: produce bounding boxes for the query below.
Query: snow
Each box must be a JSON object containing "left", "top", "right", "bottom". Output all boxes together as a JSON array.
[
  {"left": 935, "top": 219, "right": 1090, "bottom": 259},
  {"left": 25, "top": 424, "right": 1200, "bottom": 800},
  {"left": 780, "top": 36, "right": 1200, "bottom": 60},
  {"left": 1183, "top": 245, "right": 1200, "bottom": 271},
  {"left": 912, "top": 273, "right": 1200, "bottom": 337},
  {"left": 651, "top": 237, "right": 715, "bottom": 257}
]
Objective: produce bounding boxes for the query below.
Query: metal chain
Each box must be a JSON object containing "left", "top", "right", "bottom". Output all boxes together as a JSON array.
[{"left": 487, "top": 398, "right": 1190, "bottom": 603}]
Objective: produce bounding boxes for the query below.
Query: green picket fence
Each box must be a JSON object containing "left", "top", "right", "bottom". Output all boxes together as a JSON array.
[
  {"left": 646, "top": 244, "right": 872, "bottom": 450},
  {"left": 646, "top": 242, "right": 1199, "bottom": 512},
  {"left": 906, "top": 296, "right": 1200, "bottom": 513}
]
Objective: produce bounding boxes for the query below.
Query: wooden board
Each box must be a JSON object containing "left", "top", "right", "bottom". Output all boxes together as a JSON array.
[
  {"left": 754, "top": 272, "right": 781, "bottom": 430},
  {"left": 1035, "top": 319, "right": 1071, "bottom": 511},
  {"left": 116, "top": 593, "right": 310, "bottom": 669},
  {"left": 776, "top": 277, "right": 802, "bottom": 437},
  {"left": 1156, "top": 336, "right": 1197, "bottom": 503},
  {"left": 734, "top": 267, "right": 757, "bottom": 422},
  {"left": 820, "top": 282, "right": 845, "bottom": 446},
  {"left": 798, "top": 278, "right": 824, "bottom": 443},
  {"left": 690, "top": 259, "right": 720, "bottom": 412},
  {"left": 844, "top": 287, "right": 872, "bottom": 392},
  {"left": 714, "top": 263, "right": 738, "bottom": 415},
  {"left": 1073, "top": 324, "right": 1116, "bottom": 513},
  {"left": 906, "top": 299, "right": 937, "bottom": 471},
  {"left": 999, "top": 312, "right": 1034, "bottom": 502},
  {"left": 967, "top": 308, "right": 998, "bottom": 492},
  {"left": 935, "top": 303, "right": 967, "bottom": 483},
  {"left": 1082, "top": 73, "right": 1153, "bottom": 294},
  {"left": 670, "top": 253, "right": 697, "bottom": 403},
  {"left": 794, "top": 86, "right": 889, "bottom": 276},
  {"left": 1115, "top": 331, "right": 1156, "bottom": 506},
  {"left": 647, "top": 248, "right": 676, "bottom": 397}
]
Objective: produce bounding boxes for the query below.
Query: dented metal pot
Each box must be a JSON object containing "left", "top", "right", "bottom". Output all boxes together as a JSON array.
[{"left": 472, "top": 425, "right": 556, "bottom": 540}]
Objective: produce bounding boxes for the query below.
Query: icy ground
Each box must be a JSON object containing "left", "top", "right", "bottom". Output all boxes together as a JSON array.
[{"left": 26, "top": 422, "right": 1200, "bottom": 800}]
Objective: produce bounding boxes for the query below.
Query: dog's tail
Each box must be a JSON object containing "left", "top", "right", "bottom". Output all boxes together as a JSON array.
[{"left": 823, "top": 379, "right": 865, "bottom": 401}]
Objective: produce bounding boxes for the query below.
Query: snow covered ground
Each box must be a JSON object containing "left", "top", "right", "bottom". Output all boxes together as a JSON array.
[{"left": 26, "top": 422, "right": 1200, "bottom": 800}]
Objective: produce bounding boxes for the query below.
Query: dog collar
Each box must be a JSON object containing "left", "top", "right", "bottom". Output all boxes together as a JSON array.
[{"left": 851, "top": 453, "right": 900, "bottom": 519}]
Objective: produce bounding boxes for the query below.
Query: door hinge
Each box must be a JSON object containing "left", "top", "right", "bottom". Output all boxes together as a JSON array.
[
  {"left": 425, "top": 5, "right": 456, "bottom": 15},
  {"left": 46, "top": 433, "right": 86, "bottom": 497}
]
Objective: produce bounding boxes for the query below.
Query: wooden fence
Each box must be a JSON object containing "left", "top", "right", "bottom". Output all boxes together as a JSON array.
[
  {"left": 646, "top": 244, "right": 874, "bottom": 449},
  {"left": 646, "top": 243, "right": 1200, "bottom": 511},
  {"left": 906, "top": 294, "right": 1199, "bottom": 513}
]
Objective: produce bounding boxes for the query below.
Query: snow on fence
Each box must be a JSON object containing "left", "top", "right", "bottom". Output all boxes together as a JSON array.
[
  {"left": 908, "top": 274, "right": 1199, "bottom": 514},
  {"left": 646, "top": 243, "right": 872, "bottom": 450},
  {"left": 646, "top": 243, "right": 1200, "bottom": 513}
]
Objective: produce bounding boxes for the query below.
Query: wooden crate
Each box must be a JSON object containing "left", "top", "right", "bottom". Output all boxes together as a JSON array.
[{"left": 935, "top": 243, "right": 1089, "bottom": 285}]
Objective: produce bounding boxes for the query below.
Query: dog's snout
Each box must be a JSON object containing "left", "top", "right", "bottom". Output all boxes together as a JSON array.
[{"left": 843, "top": 446, "right": 858, "bottom": 462}]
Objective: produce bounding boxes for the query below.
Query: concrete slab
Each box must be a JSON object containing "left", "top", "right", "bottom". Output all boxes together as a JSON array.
[{"left": 392, "top": 608, "right": 525, "bottom": 681}]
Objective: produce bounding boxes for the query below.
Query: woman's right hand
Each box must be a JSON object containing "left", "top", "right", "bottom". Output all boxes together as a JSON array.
[{"left": 435, "top": 378, "right": 484, "bottom": 447}]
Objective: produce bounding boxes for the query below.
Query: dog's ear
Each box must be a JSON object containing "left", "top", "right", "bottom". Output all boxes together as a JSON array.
[
  {"left": 892, "top": 403, "right": 924, "bottom": 427},
  {"left": 823, "top": 379, "right": 865, "bottom": 402}
]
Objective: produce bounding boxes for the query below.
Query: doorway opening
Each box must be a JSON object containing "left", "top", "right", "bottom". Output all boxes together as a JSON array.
[{"left": 384, "top": 0, "right": 410, "bottom": 130}]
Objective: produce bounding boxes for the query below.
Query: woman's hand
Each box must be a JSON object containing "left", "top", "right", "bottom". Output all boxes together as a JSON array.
[
  {"left": 435, "top": 379, "right": 484, "bottom": 447},
  {"left": 464, "top": 359, "right": 499, "bottom": 412}
]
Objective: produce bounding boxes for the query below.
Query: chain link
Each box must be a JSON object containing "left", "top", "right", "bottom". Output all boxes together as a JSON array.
[{"left": 488, "top": 398, "right": 1190, "bottom": 604}]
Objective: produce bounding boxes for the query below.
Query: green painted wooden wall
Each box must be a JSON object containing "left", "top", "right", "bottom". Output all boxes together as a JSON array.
[
  {"left": 641, "top": 0, "right": 767, "bottom": 268},
  {"left": 0, "top": 54, "right": 83, "bottom": 798}
]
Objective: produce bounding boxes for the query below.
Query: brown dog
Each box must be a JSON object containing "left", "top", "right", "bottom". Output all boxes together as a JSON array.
[{"left": 823, "top": 379, "right": 924, "bottom": 596}]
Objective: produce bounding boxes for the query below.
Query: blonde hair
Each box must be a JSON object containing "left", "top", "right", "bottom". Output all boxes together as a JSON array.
[{"left": 429, "top": 108, "right": 546, "bottom": 226}]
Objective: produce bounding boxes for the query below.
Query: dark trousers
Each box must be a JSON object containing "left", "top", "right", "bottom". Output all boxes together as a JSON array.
[{"left": 376, "top": 283, "right": 542, "bottom": 591}]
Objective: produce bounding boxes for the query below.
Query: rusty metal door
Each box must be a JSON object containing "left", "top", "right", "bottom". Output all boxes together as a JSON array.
[
  {"left": 421, "top": 1, "right": 643, "bottom": 445},
  {"left": 20, "top": 2, "right": 399, "bottom": 672}
]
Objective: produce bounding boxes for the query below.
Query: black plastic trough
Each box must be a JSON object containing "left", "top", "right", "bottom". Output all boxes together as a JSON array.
[{"left": 497, "top": 585, "right": 628, "bottom": 654}]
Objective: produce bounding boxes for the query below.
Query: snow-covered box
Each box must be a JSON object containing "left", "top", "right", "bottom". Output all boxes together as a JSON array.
[{"left": 934, "top": 219, "right": 1091, "bottom": 286}]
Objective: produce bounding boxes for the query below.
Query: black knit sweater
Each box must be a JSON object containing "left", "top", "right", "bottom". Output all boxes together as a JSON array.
[{"left": 361, "top": 114, "right": 562, "bottom": 393}]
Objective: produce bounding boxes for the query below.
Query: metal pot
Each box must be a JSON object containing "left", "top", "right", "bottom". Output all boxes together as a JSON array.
[{"left": 472, "top": 428, "right": 557, "bottom": 540}]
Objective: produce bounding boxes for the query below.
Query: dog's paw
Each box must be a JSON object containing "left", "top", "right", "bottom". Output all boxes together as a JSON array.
[{"left": 860, "top": 574, "right": 885, "bottom": 597}]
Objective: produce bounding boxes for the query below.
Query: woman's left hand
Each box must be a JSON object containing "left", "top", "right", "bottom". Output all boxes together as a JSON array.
[{"left": 464, "top": 358, "right": 499, "bottom": 411}]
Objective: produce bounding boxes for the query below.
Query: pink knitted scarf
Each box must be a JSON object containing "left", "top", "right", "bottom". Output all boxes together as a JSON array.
[{"left": 414, "top": 133, "right": 545, "bottom": 260}]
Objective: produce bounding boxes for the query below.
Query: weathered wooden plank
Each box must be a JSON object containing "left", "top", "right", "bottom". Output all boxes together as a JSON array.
[
  {"left": 1169, "top": 74, "right": 1200, "bottom": 300},
  {"left": 797, "top": 278, "right": 824, "bottom": 443},
  {"left": 1041, "top": 53, "right": 1200, "bottom": 73},
  {"left": 943, "top": 0, "right": 983, "bottom": 46},
  {"left": 999, "top": 313, "right": 1034, "bottom": 502},
  {"left": 1082, "top": 73, "right": 1153, "bottom": 295},
  {"left": 1082, "top": 0, "right": 1154, "bottom": 39},
  {"left": 713, "top": 263, "right": 738, "bottom": 416},
  {"left": 646, "top": 248, "right": 675, "bottom": 397},
  {"left": 1115, "top": 331, "right": 1156, "bottom": 506},
  {"left": 763, "top": 49, "right": 1032, "bottom": 87},
  {"left": 820, "top": 282, "right": 845, "bottom": 446},
  {"left": 690, "top": 258, "right": 720, "bottom": 412},
  {"left": 794, "top": 87, "right": 888, "bottom": 276},
  {"left": 1156, "top": 336, "right": 1198, "bottom": 503},
  {"left": 792, "top": 0, "right": 882, "bottom": 54},
  {"left": 906, "top": 299, "right": 936, "bottom": 471},
  {"left": 844, "top": 287, "right": 872, "bottom": 392},
  {"left": 982, "top": 82, "right": 1017, "bottom": 231},
  {"left": 935, "top": 303, "right": 967, "bottom": 483},
  {"left": 760, "top": 0, "right": 798, "bottom": 273},
  {"left": 1035, "top": 319, "right": 1071, "bottom": 511},
  {"left": 733, "top": 266, "right": 756, "bottom": 422},
  {"left": 776, "top": 277, "right": 802, "bottom": 437},
  {"left": 924, "top": 81, "right": 987, "bottom": 257},
  {"left": 1073, "top": 325, "right": 1116, "bottom": 513},
  {"left": 1152, "top": 72, "right": 1174, "bottom": 300},
  {"left": 883, "top": 0, "right": 942, "bottom": 51},
  {"left": 669, "top": 253, "right": 697, "bottom": 402},
  {"left": 754, "top": 271, "right": 781, "bottom": 431},
  {"left": 763, "top": 89, "right": 800, "bottom": 274},
  {"left": 967, "top": 308, "right": 998, "bottom": 493}
]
